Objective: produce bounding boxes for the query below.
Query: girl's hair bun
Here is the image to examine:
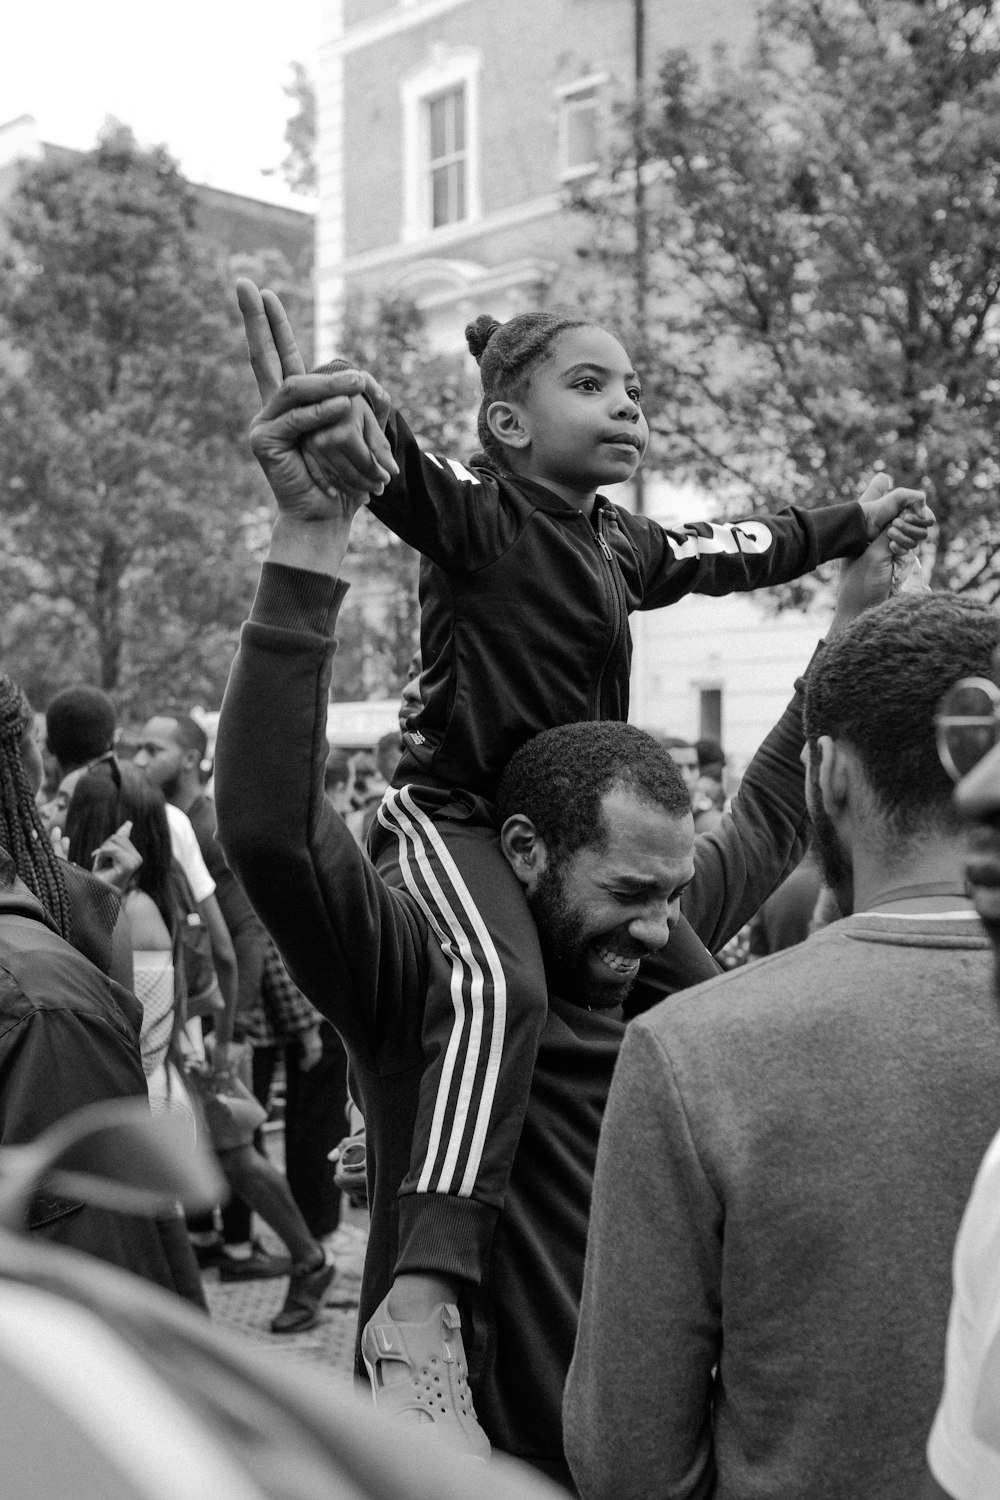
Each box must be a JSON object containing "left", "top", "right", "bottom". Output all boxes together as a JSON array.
[{"left": 465, "top": 314, "right": 502, "bottom": 363}]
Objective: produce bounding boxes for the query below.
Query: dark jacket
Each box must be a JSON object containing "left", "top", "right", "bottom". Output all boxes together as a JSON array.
[
  {"left": 0, "top": 869, "right": 178, "bottom": 1290},
  {"left": 368, "top": 412, "right": 867, "bottom": 798},
  {"left": 215, "top": 563, "right": 814, "bottom": 1486}
]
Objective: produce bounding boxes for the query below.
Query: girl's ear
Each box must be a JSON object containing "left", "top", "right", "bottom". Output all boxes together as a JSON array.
[{"left": 486, "top": 400, "right": 530, "bottom": 452}]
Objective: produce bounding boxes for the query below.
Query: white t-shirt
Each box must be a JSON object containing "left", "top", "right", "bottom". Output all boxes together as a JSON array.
[
  {"left": 164, "top": 802, "right": 215, "bottom": 905},
  {"left": 928, "top": 1128, "right": 1000, "bottom": 1498}
]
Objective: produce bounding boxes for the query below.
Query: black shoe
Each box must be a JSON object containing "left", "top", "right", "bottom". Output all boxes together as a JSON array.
[
  {"left": 192, "top": 1234, "right": 227, "bottom": 1269},
  {"left": 270, "top": 1250, "right": 337, "bottom": 1334},
  {"left": 218, "top": 1241, "right": 293, "bottom": 1282}
]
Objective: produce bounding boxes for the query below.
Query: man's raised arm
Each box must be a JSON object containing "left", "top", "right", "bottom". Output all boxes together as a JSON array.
[
  {"left": 214, "top": 283, "right": 428, "bottom": 1063},
  {"left": 681, "top": 525, "right": 926, "bottom": 953}
]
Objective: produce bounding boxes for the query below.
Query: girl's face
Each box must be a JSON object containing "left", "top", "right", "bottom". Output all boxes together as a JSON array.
[{"left": 494, "top": 325, "right": 649, "bottom": 504}]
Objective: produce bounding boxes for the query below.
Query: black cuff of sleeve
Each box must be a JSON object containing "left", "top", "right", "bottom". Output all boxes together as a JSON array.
[
  {"left": 811, "top": 500, "right": 870, "bottom": 560},
  {"left": 394, "top": 1193, "right": 499, "bottom": 1287},
  {"left": 249, "top": 562, "right": 349, "bottom": 636}
]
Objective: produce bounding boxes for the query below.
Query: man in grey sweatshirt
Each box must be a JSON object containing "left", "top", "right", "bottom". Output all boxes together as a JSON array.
[{"left": 565, "top": 591, "right": 1000, "bottom": 1500}]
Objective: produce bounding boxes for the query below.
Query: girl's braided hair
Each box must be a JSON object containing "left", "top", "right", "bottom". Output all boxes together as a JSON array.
[
  {"left": 0, "top": 675, "right": 72, "bottom": 939},
  {"left": 465, "top": 310, "right": 592, "bottom": 471}
]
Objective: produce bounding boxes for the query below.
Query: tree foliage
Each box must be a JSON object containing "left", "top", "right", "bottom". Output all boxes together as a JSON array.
[
  {"left": 280, "top": 62, "right": 318, "bottom": 197},
  {"left": 330, "top": 292, "right": 477, "bottom": 700},
  {"left": 572, "top": 0, "right": 1000, "bottom": 597},
  {"left": 0, "top": 124, "right": 268, "bottom": 714}
]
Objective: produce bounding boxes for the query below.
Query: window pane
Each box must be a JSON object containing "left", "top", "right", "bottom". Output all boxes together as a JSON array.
[
  {"left": 453, "top": 157, "right": 466, "bottom": 220},
  {"left": 451, "top": 87, "right": 465, "bottom": 152},
  {"left": 427, "top": 85, "right": 465, "bottom": 163},
  {"left": 430, "top": 161, "right": 466, "bottom": 227},
  {"left": 565, "top": 96, "right": 598, "bottom": 169},
  {"left": 699, "top": 688, "right": 723, "bottom": 745},
  {"left": 429, "top": 94, "right": 448, "bottom": 161}
]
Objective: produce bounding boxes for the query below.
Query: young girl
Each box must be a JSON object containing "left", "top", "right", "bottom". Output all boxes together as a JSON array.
[{"left": 241, "top": 282, "right": 930, "bottom": 1452}]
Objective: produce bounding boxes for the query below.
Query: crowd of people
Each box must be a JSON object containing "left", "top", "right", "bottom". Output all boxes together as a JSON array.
[{"left": 2, "top": 269, "right": 1000, "bottom": 1498}]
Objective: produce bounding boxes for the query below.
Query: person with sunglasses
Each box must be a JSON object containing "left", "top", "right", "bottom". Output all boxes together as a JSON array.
[{"left": 924, "top": 668, "right": 1000, "bottom": 1500}]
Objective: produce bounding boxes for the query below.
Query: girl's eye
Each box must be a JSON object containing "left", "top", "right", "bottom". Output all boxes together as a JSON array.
[
  {"left": 628, "top": 389, "right": 643, "bottom": 404},
  {"left": 576, "top": 377, "right": 599, "bottom": 391}
]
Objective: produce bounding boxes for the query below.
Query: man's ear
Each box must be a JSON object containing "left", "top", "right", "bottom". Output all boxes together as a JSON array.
[
  {"left": 815, "top": 734, "right": 850, "bottom": 817},
  {"left": 486, "top": 400, "right": 530, "bottom": 454},
  {"left": 500, "top": 813, "right": 547, "bottom": 889}
]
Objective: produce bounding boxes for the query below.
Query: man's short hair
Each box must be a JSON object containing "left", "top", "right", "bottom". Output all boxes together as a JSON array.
[
  {"left": 496, "top": 721, "right": 691, "bottom": 866},
  {"left": 804, "top": 593, "right": 1000, "bottom": 842},
  {"left": 695, "top": 737, "right": 726, "bottom": 773},
  {"left": 45, "top": 686, "right": 117, "bottom": 770},
  {"left": 159, "top": 712, "right": 208, "bottom": 762}
]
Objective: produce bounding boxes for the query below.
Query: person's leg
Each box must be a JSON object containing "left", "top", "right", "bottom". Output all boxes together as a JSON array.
[
  {"left": 284, "top": 1022, "right": 347, "bottom": 1239},
  {"left": 219, "top": 1143, "right": 318, "bottom": 1264},
  {"left": 155, "top": 1210, "right": 209, "bottom": 1311},
  {"left": 217, "top": 1041, "right": 290, "bottom": 1278},
  {"left": 216, "top": 1143, "right": 336, "bottom": 1333},
  {"left": 364, "top": 787, "right": 546, "bottom": 1455}
]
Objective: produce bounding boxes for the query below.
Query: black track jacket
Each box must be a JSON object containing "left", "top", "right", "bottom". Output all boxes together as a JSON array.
[{"left": 368, "top": 413, "right": 868, "bottom": 798}]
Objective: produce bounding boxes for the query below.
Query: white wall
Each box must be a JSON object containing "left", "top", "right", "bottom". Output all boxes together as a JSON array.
[{"left": 613, "top": 476, "right": 826, "bottom": 768}]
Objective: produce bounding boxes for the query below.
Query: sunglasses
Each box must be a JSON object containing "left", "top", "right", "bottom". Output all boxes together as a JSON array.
[{"left": 936, "top": 678, "right": 1000, "bottom": 783}]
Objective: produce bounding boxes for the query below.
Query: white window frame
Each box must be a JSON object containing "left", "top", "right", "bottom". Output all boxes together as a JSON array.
[
  {"left": 401, "top": 48, "right": 481, "bottom": 241},
  {"left": 555, "top": 73, "right": 607, "bottom": 183}
]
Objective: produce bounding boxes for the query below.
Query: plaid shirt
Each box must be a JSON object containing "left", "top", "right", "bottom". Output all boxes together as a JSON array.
[{"left": 242, "top": 935, "right": 323, "bottom": 1046}]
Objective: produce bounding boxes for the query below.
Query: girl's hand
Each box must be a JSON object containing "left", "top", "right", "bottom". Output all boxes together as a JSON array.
[
  {"left": 855, "top": 473, "right": 934, "bottom": 555},
  {"left": 91, "top": 821, "right": 141, "bottom": 890}
]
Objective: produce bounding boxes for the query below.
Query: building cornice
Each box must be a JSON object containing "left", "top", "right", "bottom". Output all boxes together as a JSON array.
[
  {"left": 317, "top": 192, "right": 564, "bottom": 281},
  {"left": 332, "top": 0, "right": 473, "bottom": 56}
]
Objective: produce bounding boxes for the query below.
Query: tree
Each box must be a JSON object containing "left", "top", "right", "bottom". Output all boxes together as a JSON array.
[
  {"left": 279, "top": 62, "right": 318, "bottom": 197},
  {"left": 329, "top": 292, "right": 477, "bottom": 700},
  {"left": 571, "top": 0, "right": 1000, "bottom": 597},
  {"left": 0, "top": 124, "right": 269, "bottom": 714}
]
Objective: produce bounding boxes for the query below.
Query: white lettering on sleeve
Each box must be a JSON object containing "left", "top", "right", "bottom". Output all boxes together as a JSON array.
[
  {"left": 666, "top": 521, "right": 774, "bottom": 560},
  {"left": 423, "top": 453, "right": 482, "bottom": 487}
]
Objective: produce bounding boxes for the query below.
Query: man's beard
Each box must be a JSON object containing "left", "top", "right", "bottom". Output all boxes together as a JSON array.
[
  {"left": 526, "top": 863, "right": 636, "bottom": 1010},
  {"left": 159, "top": 769, "right": 181, "bottom": 801},
  {"left": 809, "top": 793, "right": 853, "bottom": 914}
]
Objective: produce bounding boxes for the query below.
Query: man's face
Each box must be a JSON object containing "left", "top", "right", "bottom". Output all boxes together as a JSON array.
[
  {"left": 956, "top": 738, "right": 1000, "bottom": 990},
  {"left": 667, "top": 745, "right": 700, "bottom": 793},
  {"left": 133, "top": 717, "right": 185, "bottom": 799},
  {"left": 526, "top": 786, "right": 696, "bottom": 1009}
]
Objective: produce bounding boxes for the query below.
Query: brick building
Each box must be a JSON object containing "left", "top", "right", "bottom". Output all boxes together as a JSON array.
[{"left": 316, "top": 0, "right": 756, "bottom": 355}]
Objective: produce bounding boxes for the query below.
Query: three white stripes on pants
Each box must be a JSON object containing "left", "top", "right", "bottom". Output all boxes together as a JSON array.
[{"left": 377, "top": 787, "right": 507, "bottom": 1197}]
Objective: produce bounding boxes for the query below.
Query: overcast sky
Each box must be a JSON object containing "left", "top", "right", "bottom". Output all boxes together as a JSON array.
[{"left": 3, "top": 0, "right": 321, "bottom": 206}]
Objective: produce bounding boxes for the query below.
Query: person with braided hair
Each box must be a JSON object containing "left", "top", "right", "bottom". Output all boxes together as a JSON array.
[
  {"left": 0, "top": 674, "right": 132, "bottom": 988},
  {"left": 234, "top": 281, "right": 933, "bottom": 1456}
]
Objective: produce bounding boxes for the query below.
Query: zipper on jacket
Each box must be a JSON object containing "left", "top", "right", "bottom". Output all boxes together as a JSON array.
[{"left": 589, "top": 509, "right": 628, "bottom": 719}]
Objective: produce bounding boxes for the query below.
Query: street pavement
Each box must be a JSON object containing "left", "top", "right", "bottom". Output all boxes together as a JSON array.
[{"left": 202, "top": 1121, "right": 369, "bottom": 1391}]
